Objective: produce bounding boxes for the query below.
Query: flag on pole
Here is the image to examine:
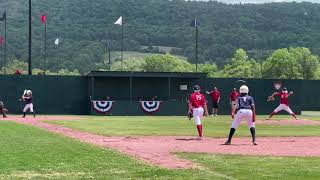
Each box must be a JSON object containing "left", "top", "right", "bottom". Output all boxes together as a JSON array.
[
  {"left": 114, "top": 16, "right": 122, "bottom": 26},
  {"left": 191, "top": 19, "right": 199, "bottom": 28},
  {"left": 0, "top": 11, "right": 6, "bottom": 21},
  {"left": 41, "top": 14, "right": 46, "bottom": 24},
  {"left": 54, "top": 38, "right": 59, "bottom": 45}
]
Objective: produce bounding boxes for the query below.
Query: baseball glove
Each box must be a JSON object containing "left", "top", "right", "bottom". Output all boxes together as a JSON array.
[
  {"left": 188, "top": 112, "right": 193, "bottom": 120},
  {"left": 267, "top": 96, "right": 275, "bottom": 102}
]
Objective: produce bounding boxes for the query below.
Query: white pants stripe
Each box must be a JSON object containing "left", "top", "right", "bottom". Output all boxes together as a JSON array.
[
  {"left": 274, "top": 104, "right": 293, "bottom": 114},
  {"left": 23, "top": 103, "right": 34, "bottom": 113},
  {"left": 231, "top": 109, "right": 255, "bottom": 129},
  {"left": 193, "top": 107, "right": 204, "bottom": 125}
]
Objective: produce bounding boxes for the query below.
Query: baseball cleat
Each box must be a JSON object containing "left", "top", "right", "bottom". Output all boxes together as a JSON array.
[
  {"left": 253, "top": 142, "right": 258, "bottom": 146},
  {"left": 224, "top": 140, "right": 231, "bottom": 145},
  {"left": 196, "top": 136, "right": 203, "bottom": 141}
]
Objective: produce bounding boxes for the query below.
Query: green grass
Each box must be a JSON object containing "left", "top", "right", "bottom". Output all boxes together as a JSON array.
[
  {"left": 0, "top": 121, "right": 218, "bottom": 179},
  {"left": 46, "top": 115, "right": 320, "bottom": 137},
  {"left": 1, "top": 120, "right": 319, "bottom": 179},
  {"left": 179, "top": 153, "right": 320, "bottom": 180}
]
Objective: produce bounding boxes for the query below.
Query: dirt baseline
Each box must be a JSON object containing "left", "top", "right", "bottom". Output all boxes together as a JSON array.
[{"left": 3, "top": 116, "right": 320, "bottom": 169}]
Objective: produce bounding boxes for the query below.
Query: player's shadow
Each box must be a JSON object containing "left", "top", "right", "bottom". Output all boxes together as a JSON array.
[
  {"left": 220, "top": 143, "right": 253, "bottom": 146},
  {"left": 175, "top": 138, "right": 200, "bottom": 141}
]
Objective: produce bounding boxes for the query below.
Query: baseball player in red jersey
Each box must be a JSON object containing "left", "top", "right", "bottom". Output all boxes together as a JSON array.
[
  {"left": 267, "top": 87, "right": 297, "bottom": 120},
  {"left": 229, "top": 88, "right": 240, "bottom": 113},
  {"left": 188, "top": 85, "right": 209, "bottom": 140},
  {"left": 206, "top": 87, "right": 220, "bottom": 116}
]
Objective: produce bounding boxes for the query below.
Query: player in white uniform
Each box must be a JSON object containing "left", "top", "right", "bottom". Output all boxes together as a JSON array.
[
  {"left": 22, "top": 90, "right": 36, "bottom": 118},
  {"left": 225, "top": 85, "right": 257, "bottom": 145}
]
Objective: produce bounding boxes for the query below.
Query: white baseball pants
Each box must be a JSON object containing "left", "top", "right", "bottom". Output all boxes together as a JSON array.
[
  {"left": 193, "top": 107, "right": 204, "bottom": 125},
  {"left": 23, "top": 103, "right": 34, "bottom": 113},
  {"left": 274, "top": 104, "right": 293, "bottom": 114},
  {"left": 231, "top": 109, "right": 255, "bottom": 129}
]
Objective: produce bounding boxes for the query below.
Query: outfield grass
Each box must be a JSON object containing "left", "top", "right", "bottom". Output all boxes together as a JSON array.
[
  {"left": 1, "top": 120, "right": 319, "bottom": 179},
  {"left": 46, "top": 115, "right": 320, "bottom": 137},
  {"left": 0, "top": 121, "right": 216, "bottom": 179},
  {"left": 179, "top": 153, "right": 320, "bottom": 180}
]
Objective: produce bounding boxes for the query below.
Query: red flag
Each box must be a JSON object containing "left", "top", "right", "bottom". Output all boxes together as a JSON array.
[
  {"left": 0, "top": 36, "right": 4, "bottom": 46},
  {"left": 41, "top": 15, "right": 46, "bottom": 24}
]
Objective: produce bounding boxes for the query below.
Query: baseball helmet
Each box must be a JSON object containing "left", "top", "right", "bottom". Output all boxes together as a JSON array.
[
  {"left": 26, "top": 90, "right": 32, "bottom": 95},
  {"left": 193, "top": 85, "right": 200, "bottom": 91},
  {"left": 239, "top": 85, "right": 249, "bottom": 94},
  {"left": 281, "top": 87, "right": 287, "bottom": 91}
]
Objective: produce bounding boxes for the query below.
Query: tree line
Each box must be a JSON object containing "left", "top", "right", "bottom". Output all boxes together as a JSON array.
[
  {"left": 1, "top": 0, "right": 320, "bottom": 74},
  {"left": 110, "top": 47, "right": 320, "bottom": 80}
]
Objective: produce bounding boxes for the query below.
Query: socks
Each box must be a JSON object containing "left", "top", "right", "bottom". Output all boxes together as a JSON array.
[
  {"left": 250, "top": 127, "right": 256, "bottom": 143},
  {"left": 22, "top": 112, "right": 26, "bottom": 118},
  {"left": 227, "top": 128, "right": 236, "bottom": 142},
  {"left": 291, "top": 113, "right": 297, "bottom": 119},
  {"left": 269, "top": 111, "right": 276, "bottom": 118},
  {"left": 1, "top": 110, "right": 6, "bottom": 117},
  {"left": 196, "top": 125, "right": 203, "bottom": 137},
  {"left": 32, "top": 112, "right": 36, "bottom": 117}
]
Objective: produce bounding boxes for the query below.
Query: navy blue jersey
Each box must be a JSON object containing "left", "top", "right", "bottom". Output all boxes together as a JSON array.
[
  {"left": 237, "top": 95, "right": 254, "bottom": 110},
  {"left": 24, "top": 96, "right": 32, "bottom": 104}
]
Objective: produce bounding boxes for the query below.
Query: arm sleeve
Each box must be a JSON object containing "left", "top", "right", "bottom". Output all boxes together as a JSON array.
[
  {"left": 235, "top": 98, "right": 239, "bottom": 109},
  {"left": 250, "top": 97, "right": 255, "bottom": 106}
]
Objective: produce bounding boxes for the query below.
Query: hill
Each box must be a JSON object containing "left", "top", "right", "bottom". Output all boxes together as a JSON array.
[{"left": 1, "top": 0, "right": 320, "bottom": 73}]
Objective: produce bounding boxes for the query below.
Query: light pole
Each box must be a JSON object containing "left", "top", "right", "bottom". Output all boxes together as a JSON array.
[
  {"left": 28, "top": 0, "right": 32, "bottom": 75},
  {"left": 105, "top": 33, "right": 111, "bottom": 70},
  {"left": 106, "top": 40, "right": 111, "bottom": 70}
]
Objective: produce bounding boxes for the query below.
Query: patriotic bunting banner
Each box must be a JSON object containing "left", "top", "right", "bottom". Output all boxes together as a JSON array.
[
  {"left": 140, "top": 101, "right": 162, "bottom": 114},
  {"left": 91, "top": 101, "right": 114, "bottom": 114}
]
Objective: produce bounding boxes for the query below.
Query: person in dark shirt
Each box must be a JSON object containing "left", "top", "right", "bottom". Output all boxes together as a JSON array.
[
  {"left": 225, "top": 85, "right": 257, "bottom": 145},
  {"left": 206, "top": 87, "right": 221, "bottom": 116},
  {"left": 0, "top": 101, "right": 8, "bottom": 118},
  {"left": 22, "top": 90, "right": 36, "bottom": 118}
]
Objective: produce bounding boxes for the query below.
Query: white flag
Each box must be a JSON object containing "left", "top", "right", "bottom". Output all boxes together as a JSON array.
[
  {"left": 54, "top": 38, "right": 59, "bottom": 45},
  {"left": 114, "top": 16, "right": 122, "bottom": 26}
]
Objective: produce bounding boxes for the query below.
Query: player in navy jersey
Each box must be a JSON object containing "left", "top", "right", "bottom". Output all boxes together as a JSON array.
[
  {"left": 22, "top": 90, "right": 36, "bottom": 118},
  {"left": 225, "top": 85, "right": 257, "bottom": 145},
  {"left": 0, "top": 101, "right": 8, "bottom": 118}
]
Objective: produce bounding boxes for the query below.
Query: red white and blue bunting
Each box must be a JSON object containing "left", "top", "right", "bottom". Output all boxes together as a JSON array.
[
  {"left": 139, "top": 101, "right": 162, "bottom": 114},
  {"left": 92, "top": 101, "right": 114, "bottom": 114}
]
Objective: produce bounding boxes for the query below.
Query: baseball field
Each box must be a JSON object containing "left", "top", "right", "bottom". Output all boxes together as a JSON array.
[{"left": 0, "top": 115, "right": 320, "bottom": 179}]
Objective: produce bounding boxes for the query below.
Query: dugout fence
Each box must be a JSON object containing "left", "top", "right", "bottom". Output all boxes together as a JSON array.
[{"left": 0, "top": 72, "right": 318, "bottom": 115}]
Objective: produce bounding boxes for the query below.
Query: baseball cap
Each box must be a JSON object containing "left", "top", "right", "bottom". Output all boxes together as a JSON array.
[{"left": 193, "top": 85, "right": 200, "bottom": 90}]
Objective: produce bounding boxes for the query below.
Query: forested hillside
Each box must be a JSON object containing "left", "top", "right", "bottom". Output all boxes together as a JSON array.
[{"left": 1, "top": 0, "right": 320, "bottom": 74}]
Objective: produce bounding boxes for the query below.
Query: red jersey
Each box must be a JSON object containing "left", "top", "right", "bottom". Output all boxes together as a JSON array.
[
  {"left": 209, "top": 90, "right": 220, "bottom": 102},
  {"left": 230, "top": 91, "right": 240, "bottom": 101},
  {"left": 190, "top": 92, "right": 206, "bottom": 108},
  {"left": 276, "top": 92, "right": 289, "bottom": 105}
]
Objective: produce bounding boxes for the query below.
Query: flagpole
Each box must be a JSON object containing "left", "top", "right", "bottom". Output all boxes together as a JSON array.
[
  {"left": 121, "top": 18, "right": 123, "bottom": 71},
  {"left": 44, "top": 19, "right": 47, "bottom": 74},
  {"left": 28, "top": 0, "right": 32, "bottom": 75},
  {"left": 4, "top": 9, "right": 6, "bottom": 75},
  {"left": 195, "top": 19, "right": 198, "bottom": 72},
  {"left": 0, "top": 39, "right": 2, "bottom": 73}
]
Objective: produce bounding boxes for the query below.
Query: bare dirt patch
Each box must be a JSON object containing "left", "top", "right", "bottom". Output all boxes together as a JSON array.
[{"left": 2, "top": 115, "right": 320, "bottom": 169}]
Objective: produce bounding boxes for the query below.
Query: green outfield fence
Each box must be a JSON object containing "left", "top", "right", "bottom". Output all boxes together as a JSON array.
[{"left": 1, "top": 71, "right": 319, "bottom": 115}]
